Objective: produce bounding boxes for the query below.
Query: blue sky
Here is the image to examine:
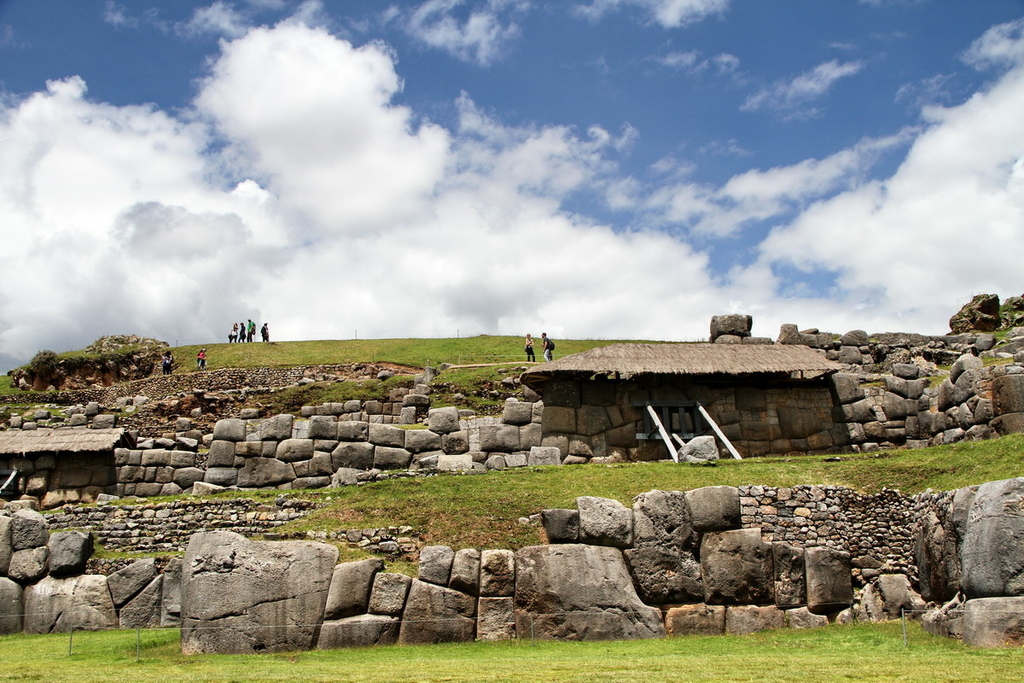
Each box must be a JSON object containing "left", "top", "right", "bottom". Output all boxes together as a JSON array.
[{"left": 1, "top": 0, "right": 1023, "bottom": 370}]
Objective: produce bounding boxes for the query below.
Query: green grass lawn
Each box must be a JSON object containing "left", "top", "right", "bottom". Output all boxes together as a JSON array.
[
  {"left": 0, "top": 622, "right": 1019, "bottom": 683},
  {"left": 270, "top": 434, "right": 1024, "bottom": 550},
  {"left": 168, "top": 336, "right": 658, "bottom": 372}
]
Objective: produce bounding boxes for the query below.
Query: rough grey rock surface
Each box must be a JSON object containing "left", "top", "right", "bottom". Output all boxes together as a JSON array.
[
  {"left": 577, "top": 496, "right": 633, "bottom": 548},
  {"left": 686, "top": 486, "right": 740, "bottom": 532},
  {"left": 119, "top": 576, "right": 164, "bottom": 629},
  {"left": 11, "top": 509, "right": 48, "bottom": 550},
  {"left": 396, "top": 579, "right": 476, "bottom": 645},
  {"left": 541, "top": 509, "right": 579, "bottom": 544},
  {"left": 324, "top": 559, "right": 384, "bottom": 620},
  {"left": 477, "top": 596, "right": 515, "bottom": 641},
  {"left": 0, "top": 577, "right": 23, "bottom": 634},
  {"left": 632, "top": 489, "right": 696, "bottom": 551},
  {"left": 180, "top": 531, "right": 338, "bottom": 654},
  {"left": 368, "top": 572, "right": 412, "bottom": 616},
  {"left": 962, "top": 596, "right": 1024, "bottom": 647},
  {"left": 725, "top": 605, "right": 786, "bottom": 635},
  {"left": 419, "top": 545, "right": 455, "bottom": 586},
  {"left": 859, "top": 574, "right": 926, "bottom": 622},
  {"left": 108, "top": 558, "right": 157, "bottom": 607},
  {"left": 805, "top": 547, "right": 853, "bottom": 614},
  {"left": 514, "top": 544, "right": 664, "bottom": 641},
  {"left": 479, "top": 549, "right": 515, "bottom": 597},
  {"left": 624, "top": 546, "right": 702, "bottom": 605},
  {"left": 664, "top": 603, "right": 726, "bottom": 636},
  {"left": 47, "top": 531, "right": 93, "bottom": 577},
  {"left": 449, "top": 548, "right": 481, "bottom": 595},
  {"left": 701, "top": 529, "right": 774, "bottom": 605},
  {"left": 773, "top": 543, "right": 806, "bottom": 609},
  {"left": 960, "top": 478, "right": 1024, "bottom": 598},
  {"left": 318, "top": 614, "right": 400, "bottom": 649},
  {"left": 23, "top": 574, "right": 118, "bottom": 633}
]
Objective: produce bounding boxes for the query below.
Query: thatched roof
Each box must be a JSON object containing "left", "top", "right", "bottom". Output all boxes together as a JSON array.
[
  {"left": 521, "top": 343, "right": 841, "bottom": 391},
  {"left": 0, "top": 428, "right": 126, "bottom": 456}
]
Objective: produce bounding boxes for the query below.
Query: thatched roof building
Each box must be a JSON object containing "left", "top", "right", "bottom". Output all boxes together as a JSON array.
[
  {"left": 0, "top": 428, "right": 129, "bottom": 456},
  {"left": 521, "top": 342, "right": 842, "bottom": 391}
]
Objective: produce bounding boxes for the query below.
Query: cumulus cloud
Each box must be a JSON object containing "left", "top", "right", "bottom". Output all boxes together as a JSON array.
[
  {"left": 397, "top": 0, "right": 529, "bottom": 66},
  {"left": 575, "top": 0, "right": 730, "bottom": 28},
  {"left": 3, "top": 12, "right": 1024, "bottom": 372},
  {"left": 749, "top": 19, "right": 1024, "bottom": 333},
  {"left": 640, "top": 132, "right": 911, "bottom": 236},
  {"left": 742, "top": 59, "right": 864, "bottom": 116}
]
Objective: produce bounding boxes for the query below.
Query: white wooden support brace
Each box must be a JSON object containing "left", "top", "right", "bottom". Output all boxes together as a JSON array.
[
  {"left": 646, "top": 404, "right": 680, "bottom": 463},
  {"left": 696, "top": 403, "right": 742, "bottom": 459}
]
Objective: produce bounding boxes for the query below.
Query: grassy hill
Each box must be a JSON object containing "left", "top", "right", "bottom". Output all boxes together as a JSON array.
[{"left": 8, "top": 335, "right": 1024, "bottom": 554}]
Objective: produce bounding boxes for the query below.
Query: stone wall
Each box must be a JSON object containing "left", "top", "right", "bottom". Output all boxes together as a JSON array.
[
  {"left": 10, "top": 479, "right": 1024, "bottom": 649},
  {"left": 539, "top": 375, "right": 845, "bottom": 461}
]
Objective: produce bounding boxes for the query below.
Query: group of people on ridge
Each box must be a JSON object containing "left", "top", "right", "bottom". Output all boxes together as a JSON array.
[
  {"left": 524, "top": 332, "right": 554, "bottom": 362},
  {"left": 229, "top": 319, "right": 269, "bottom": 343}
]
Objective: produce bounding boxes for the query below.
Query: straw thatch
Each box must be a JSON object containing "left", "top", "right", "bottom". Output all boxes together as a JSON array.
[
  {"left": 521, "top": 343, "right": 841, "bottom": 390},
  {"left": 0, "top": 428, "right": 126, "bottom": 456}
]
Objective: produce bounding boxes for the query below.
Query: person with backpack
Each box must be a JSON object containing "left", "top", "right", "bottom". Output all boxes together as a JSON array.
[{"left": 541, "top": 333, "right": 555, "bottom": 362}]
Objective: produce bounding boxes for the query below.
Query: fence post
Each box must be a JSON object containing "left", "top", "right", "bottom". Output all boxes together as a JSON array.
[
  {"left": 901, "top": 607, "right": 908, "bottom": 648},
  {"left": 67, "top": 626, "right": 74, "bottom": 656}
]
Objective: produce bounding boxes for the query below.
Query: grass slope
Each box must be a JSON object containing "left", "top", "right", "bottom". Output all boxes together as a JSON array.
[
  {"left": 0, "top": 622, "right": 1020, "bottom": 683},
  {"left": 282, "top": 434, "right": 1024, "bottom": 550}
]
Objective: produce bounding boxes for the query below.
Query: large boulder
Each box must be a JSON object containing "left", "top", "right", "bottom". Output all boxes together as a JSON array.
[
  {"left": 804, "top": 547, "right": 853, "bottom": 614},
  {"left": 915, "top": 507, "right": 961, "bottom": 603},
  {"left": 119, "top": 576, "right": 164, "bottom": 629},
  {"left": 514, "top": 544, "right": 664, "bottom": 641},
  {"left": 632, "top": 490, "right": 697, "bottom": 552},
  {"left": 624, "top": 546, "right": 703, "bottom": 605},
  {"left": 0, "top": 516, "right": 11, "bottom": 575},
  {"left": 949, "top": 294, "right": 1001, "bottom": 333},
  {"left": 700, "top": 529, "right": 774, "bottom": 605},
  {"left": 859, "top": 574, "right": 926, "bottom": 622},
  {"left": 960, "top": 478, "right": 1024, "bottom": 598},
  {"left": 47, "top": 531, "right": 93, "bottom": 578},
  {"left": 23, "top": 574, "right": 118, "bottom": 633},
  {"left": 11, "top": 509, "right": 48, "bottom": 550},
  {"left": 962, "top": 596, "right": 1024, "bottom": 647},
  {"left": 773, "top": 543, "right": 806, "bottom": 609},
  {"left": 686, "top": 486, "right": 740, "bottom": 532},
  {"left": 396, "top": 579, "right": 476, "bottom": 645},
  {"left": 368, "top": 573, "right": 412, "bottom": 616},
  {"left": 710, "top": 314, "right": 752, "bottom": 342},
  {"left": 180, "top": 531, "right": 338, "bottom": 654},
  {"left": 324, "top": 559, "right": 384, "bottom": 620},
  {"left": 664, "top": 604, "right": 726, "bottom": 636},
  {"left": 0, "top": 577, "right": 23, "bottom": 634},
  {"left": 577, "top": 496, "right": 633, "bottom": 548},
  {"left": 479, "top": 550, "right": 515, "bottom": 597},
  {"left": 107, "top": 558, "right": 157, "bottom": 607},
  {"left": 319, "top": 614, "right": 400, "bottom": 649}
]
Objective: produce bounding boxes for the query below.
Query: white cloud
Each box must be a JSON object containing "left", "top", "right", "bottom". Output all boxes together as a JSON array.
[
  {"left": 399, "top": 0, "right": 529, "bottom": 66},
  {"left": 962, "top": 17, "right": 1024, "bottom": 70},
  {"left": 576, "top": 0, "right": 730, "bottom": 29},
  {"left": 751, "top": 30, "right": 1024, "bottom": 333},
  {"left": 180, "top": 1, "right": 251, "bottom": 38},
  {"left": 742, "top": 59, "right": 864, "bottom": 116},
  {"left": 656, "top": 50, "right": 739, "bottom": 75},
  {"left": 641, "top": 132, "right": 911, "bottom": 236}
]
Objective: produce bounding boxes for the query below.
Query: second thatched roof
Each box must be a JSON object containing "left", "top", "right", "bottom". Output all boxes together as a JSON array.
[
  {"left": 0, "top": 428, "right": 127, "bottom": 456},
  {"left": 521, "top": 342, "right": 841, "bottom": 391}
]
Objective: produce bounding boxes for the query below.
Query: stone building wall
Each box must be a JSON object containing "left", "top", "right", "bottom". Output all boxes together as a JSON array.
[{"left": 539, "top": 375, "right": 844, "bottom": 461}]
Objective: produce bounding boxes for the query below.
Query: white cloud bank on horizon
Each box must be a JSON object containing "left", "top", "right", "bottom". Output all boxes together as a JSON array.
[{"left": 1, "top": 17, "right": 1023, "bottom": 371}]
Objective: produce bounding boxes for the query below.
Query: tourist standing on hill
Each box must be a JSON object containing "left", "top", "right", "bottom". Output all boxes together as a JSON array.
[
  {"left": 524, "top": 333, "right": 535, "bottom": 362},
  {"left": 541, "top": 333, "right": 554, "bottom": 362},
  {"left": 196, "top": 348, "right": 207, "bottom": 370},
  {"left": 261, "top": 323, "right": 270, "bottom": 342},
  {"left": 247, "top": 319, "right": 255, "bottom": 342},
  {"left": 229, "top": 322, "right": 239, "bottom": 343},
  {"left": 239, "top": 322, "right": 247, "bottom": 342},
  {"left": 161, "top": 351, "right": 174, "bottom": 375}
]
